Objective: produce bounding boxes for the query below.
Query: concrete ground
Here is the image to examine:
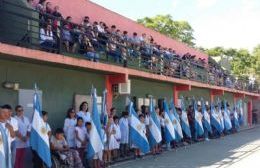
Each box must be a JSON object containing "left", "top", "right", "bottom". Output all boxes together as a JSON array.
[{"left": 112, "top": 127, "right": 260, "bottom": 168}]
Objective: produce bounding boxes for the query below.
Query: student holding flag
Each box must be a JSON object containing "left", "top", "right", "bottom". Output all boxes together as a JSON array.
[
  {"left": 148, "top": 98, "right": 162, "bottom": 155},
  {"left": 193, "top": 99, "right": 204, "bottom": 141},
  {"left": 238, "top": 100, "right": 244, "bottom": 125},
  {"left": 169, "top": 101, "right": 183, "bottom": 143},
  {"left": 163, "top": 100, "right": 176, "bottom": 150},
  {"left": 129, "top": 102, "right": 149, "bottom": 158},
  {"left": 0, "top": 105, "right": 13, "bottom": 168},
  {"left": 201, "top": 99, "right": 212, "bottom": 141},
  {"left": 180, "top": 97, "right": 192, "bottom": 140},
  {"left": 30, "top": 85, "right": 52, "bottom": 168},
  {"left": 231, "top": 105, "right": 240, "bottom": 132},
  {"left": 86, "top": 88, "right": 104, "bottom": 168},
  {"left": 210, "top": 103, "right": 222, "bottom": 138},
  {"left": 223, "top": 101, "right": 232, "bottom": 134}
]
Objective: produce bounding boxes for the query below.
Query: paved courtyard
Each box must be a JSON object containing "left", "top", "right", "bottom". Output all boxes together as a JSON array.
[{"left": 112, "top": 127, "right": 260, "bottom": 168}]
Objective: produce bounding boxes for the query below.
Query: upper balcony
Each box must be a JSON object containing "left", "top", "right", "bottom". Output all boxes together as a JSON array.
[{"left": 0, "top": 0, "right": 259, "bottom": 95}]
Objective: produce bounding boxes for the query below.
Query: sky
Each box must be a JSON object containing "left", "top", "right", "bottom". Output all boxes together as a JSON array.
[{"left": 90, "top": 0, "right": 260, "bottom": 51}]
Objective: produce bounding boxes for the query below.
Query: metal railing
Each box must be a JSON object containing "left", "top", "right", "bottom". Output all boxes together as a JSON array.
[{"left": 0, "top": 0, "right": 259, "bottom": 93}]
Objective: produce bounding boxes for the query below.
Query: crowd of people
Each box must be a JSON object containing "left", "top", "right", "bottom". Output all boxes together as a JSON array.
[
  {"left": 23, "top": 0, "right": 260, "bottom": 92},
  {"left": 0, "top": 97, "right": 244, "bottom": 168}
]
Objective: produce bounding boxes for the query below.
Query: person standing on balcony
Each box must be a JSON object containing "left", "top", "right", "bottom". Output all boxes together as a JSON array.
[{"left": 40, "top": 23, "right": 56, "bottom": 51}]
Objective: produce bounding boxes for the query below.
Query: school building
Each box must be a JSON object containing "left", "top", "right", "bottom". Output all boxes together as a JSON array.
[{"left": 0, "top": 0, "right": 259, "bottom": 129}]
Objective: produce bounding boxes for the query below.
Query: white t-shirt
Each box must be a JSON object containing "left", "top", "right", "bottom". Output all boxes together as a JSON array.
[
  {"left": 77, "top": 111, "right": 91, "bottom": 124},
  {"left": 7, "top": 117, "right": 18, "bottom": 142},
  {"left": 75, "top": 126, "right": 87, "bottom": 148},
  {"left": 15, "top": 116, "right": 31, "bottom": 148}
]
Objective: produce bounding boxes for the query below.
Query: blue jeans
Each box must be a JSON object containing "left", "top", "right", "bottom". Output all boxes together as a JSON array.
[{"left": 84, "top": 52, "right": 99, "bottom": 62}]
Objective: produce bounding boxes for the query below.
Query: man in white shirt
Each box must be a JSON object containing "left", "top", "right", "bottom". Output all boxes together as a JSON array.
[
  {"left": 0, "top": 105, "right": 14, "bottom": 168},
  {"left": 15, "top": 105, "right": 31, "bottom": 168},
  {"left": 5, "top": 104, "right": 18, "bottom": 168}
]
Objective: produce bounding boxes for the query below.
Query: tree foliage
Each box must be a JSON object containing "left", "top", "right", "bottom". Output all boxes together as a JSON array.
[
  {"left": 203, "top": 46, "right": 260, "bottom": 81},
  {"left": 137, "top": 15, "right": 195, "bottom": 46}
]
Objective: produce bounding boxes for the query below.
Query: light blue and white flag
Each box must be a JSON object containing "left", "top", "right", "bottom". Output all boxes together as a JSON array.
[
  {"left": 129, "top": 102, "right": 150, "bottom": 153},
  {"left": 238, "top": 100, "right": 244, "bottom": 125},
  {"left": 148, "top": 98, "right": 162, "bottom": 148},
  {"left": 193, "top": 99, "right": 204, "bottom": 136},
  {"left": 0, "top": 122, "right": 11, "bottom": 168},
  {"left": 163, "top": 100, "right": 175, "bottom": 143},
  {"left": 217, "top": 99, "right": 225, "bottom": 131},
  {"left": 223, "top": 101, "right": 232, "bottom": 131},
  {"left": 201, "top": 98, "right": 212, "bottom": 133},
  {"left": 30, "top": 85, "right": 51, "bottom": 167},
  {"left": 101, "top": 89, "right": 108, "bottom": 126},
  {"left": 180, "top": 97, "right": 191, "bottom": 138},
  {"left": 233, "top": 106, "right": 240, "bottom": 130},
  {"left": 210, "top": 103, "right": 222, "bottom": 134},
  {"left": 87, "top": 88, "right": 103, "bottom": 159},
  {"left": 170, "top": 100, "right": 183, "bottom": 141}
]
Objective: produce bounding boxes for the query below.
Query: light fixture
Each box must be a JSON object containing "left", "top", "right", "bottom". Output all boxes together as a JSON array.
[{"left": 2, "top": 82, "right": 20, "bottom": 90}]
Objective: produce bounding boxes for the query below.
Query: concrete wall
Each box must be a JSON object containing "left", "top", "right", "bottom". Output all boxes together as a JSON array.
[{"left": 0, "top": 58, "right": 105, "bottom": 128}]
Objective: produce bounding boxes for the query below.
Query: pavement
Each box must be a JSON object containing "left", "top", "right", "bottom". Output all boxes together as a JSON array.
[{"left": 112, "top": 126, "right": 260, "bottom": 168}]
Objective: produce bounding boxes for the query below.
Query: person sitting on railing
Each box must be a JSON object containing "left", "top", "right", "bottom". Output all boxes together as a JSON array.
[
  {"left": 62, "top": 22, "right": 77, "bottom": 53},
  {"left": 40, "top": 23, "right": 56, "bottom": 51},
  {"left": 106, "top": 36, "right": 122, "bottom": 63},
  {"left": 79, "top": 35, "right": 99, "bottom": 62}
]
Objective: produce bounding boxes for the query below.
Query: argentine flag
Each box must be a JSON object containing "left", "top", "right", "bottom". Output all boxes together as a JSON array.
[
  {"left": 238, "top": 100, "right": 244, "bottom": 125},
  {"left": 180, "top": 97, "right": 191, "bottom": 138},
  {"left": 170, "top": 101, "right": 183, "bottom": 141},
  {"left": 87, "top": 88, "right": 103, "bottom": 159},
  {"left": 0, "top": 123, "right": 11, "bottom": 168},
  {"left": 163, "top": 100, "right": 176, "bottom": 143},
  {"left": 223, "top": 101, "right": 232, "bottom": 131},
  {"left": 218, "top": 100, "right": 225, "bottom": 131},
  {"left": 193, "top": 99, "right": 204, "bottom": 136},
  {"left": 148, "top": 98, "right": 162, "bottom": 148},
  {"left": 129, "top": 102, "right": 150, "bottom": 153},
  {"left": 233, "top": 106, "right": 240, "bottom": 130},
  {"left": 30, "top": 86, "right": 51, "bottom": 167},
  {"left": 210, "top": 103, "right": 222, "bottom": 133},
  {"left": 101, "top": 89, "right": 108, "bottom": 126},
  {"left": 201, "top": 99, "right": 212, "bottom": 133}
]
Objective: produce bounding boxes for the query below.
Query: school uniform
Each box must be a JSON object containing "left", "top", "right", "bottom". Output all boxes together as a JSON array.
[
  {"left": 109, "top": 123, "right": 121, "bottom": 150},
  {"left": 7, "top": 117, "right": 18, "bottom": 167},
  {"left": 63, "top": 118, "right": 77, "bottom": 148},
  {"left": 75, "top": 126, "right": 87, "bottom": 148},
  {"left": 77, "top": 111, "right": 91, "bottom": 124},
  {"left": 0, "top": 121, "right": 12, "bottom": 168},
  {"left": 15, "top": 116, "right": 31, "bottom": 168},
  {"left": 119, "top": 117, "right": 129, "bottom": 157},
  {"left": 119, "top": 117, "right": 129, "bottom": 144}
]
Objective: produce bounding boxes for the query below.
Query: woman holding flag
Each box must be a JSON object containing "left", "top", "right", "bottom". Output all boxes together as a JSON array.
[{"left": 148, "top": 99, "right": 162, "bottom": 155}]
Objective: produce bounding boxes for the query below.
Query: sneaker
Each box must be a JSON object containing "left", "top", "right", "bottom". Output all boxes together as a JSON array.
[{"left": 205, "top": 138, "right": 210, "bottom": 141}]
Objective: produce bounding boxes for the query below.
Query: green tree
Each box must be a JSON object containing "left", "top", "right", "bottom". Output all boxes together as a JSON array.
[{"left": 137, "top": 15, "right": 195, "bottom": 46}]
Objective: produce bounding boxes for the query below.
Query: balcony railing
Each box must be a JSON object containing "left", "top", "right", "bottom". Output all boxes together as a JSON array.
[{"left": 0, "top": 0, "right": 259, "bottom": 93}]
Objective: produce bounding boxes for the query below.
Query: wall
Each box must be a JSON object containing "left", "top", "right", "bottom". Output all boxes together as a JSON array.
[
  {"left": 112, "top": 78, "right": 174, "bottom": 113},
  {"left": 50, "top": 0, "right": 208, "bottom": 61},
  {"left": 0, "top": 58, "right": 105, "bottom": 128}
]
